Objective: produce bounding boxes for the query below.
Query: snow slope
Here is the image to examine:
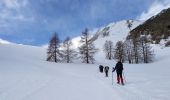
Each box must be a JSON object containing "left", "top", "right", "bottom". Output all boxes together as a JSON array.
[
  {"left": 92, "top": 20, "right": 143, "bottom": 62},
  {"left": 0, "top": 42, "right": 170, "bottom": 100},
  {"left": 94, "top": 20, "right": 142, "bottom": 45}
]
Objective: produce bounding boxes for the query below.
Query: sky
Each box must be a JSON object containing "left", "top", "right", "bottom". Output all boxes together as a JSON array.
[{"left": 0, "top": 0, "right": 170, "bottom": 46}]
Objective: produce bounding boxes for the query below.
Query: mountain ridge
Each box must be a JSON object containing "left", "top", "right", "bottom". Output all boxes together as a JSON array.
[{"left": 129, "top": 7, "right": 170, "bottom": 45}]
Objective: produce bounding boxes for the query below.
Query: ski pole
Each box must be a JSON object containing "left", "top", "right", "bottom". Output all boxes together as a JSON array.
[
  {"left": 123, "top": 71, "right": 126, "bottom": 84},
  {"left": 112, "top": 72, "right": 113, "bottom": 85}
]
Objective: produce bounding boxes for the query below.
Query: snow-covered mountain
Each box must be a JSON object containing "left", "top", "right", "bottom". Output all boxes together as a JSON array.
[
  {"left": 130, "top": 8, "right": 170, "bottom": 45},
  {"left": 72, "top": 20, "right": 143, "bottom": 49},
  {"left": 71, "top": 20, "right": 143, "bottom": 63},
  {"left": 93, "top": 20, "right": 142, "bottom": 42},
  {"left": 93, "top": 20, "right": 143, "bottom": 53}
]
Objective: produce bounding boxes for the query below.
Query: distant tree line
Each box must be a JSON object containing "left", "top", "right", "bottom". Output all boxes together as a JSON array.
[
  {"left": 46, "top": 28, "right": 98, "bottom": 64},
  {"left": 103, "top": 20, "right": 154, "bottom": 63},
  {"left": 103, "top": 34, "right": 154, "bottom": 64},
  {"left": 46, "top": 20, "right": 154, "bottom": 64}
]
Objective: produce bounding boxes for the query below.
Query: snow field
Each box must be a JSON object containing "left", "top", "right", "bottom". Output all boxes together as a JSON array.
[{"left": 0, "top": 44, "right": 170, "bottom": 100}]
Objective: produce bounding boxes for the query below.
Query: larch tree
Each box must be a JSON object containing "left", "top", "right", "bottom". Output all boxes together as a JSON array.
[
  {"left": 103, "top": 40, "right": 114, "bottom": 60},
  {"left": 114, "top": 41, "right": 126, "bottom": 62},
  {"left": 131, "top": 33, "right": 141, "bottom": 64},
  {"left": 61, "top": 37, "right": 77, "bottom": 63},
  {"left": 124, "top": 39, "right": 134, "bottom": 64},
  {"left": 79, "top": 28, "right": 98, "bottom": 64},
  {"left": 46, "top": 33, "right": 62, "bottom": 62},
  {"left": 139, "top": 32, "right": 154, "bottom": 63}
]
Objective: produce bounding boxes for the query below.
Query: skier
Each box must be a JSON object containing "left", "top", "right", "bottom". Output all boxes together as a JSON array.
[
  {"left": 104, "top": 66, "right": 109, "bottom": 77},
  {"left": 112, "top": 61, "right": 124, "bottom": 85},
  {"left": 99, "top": 65, "right": 104, "bottom": 73}
]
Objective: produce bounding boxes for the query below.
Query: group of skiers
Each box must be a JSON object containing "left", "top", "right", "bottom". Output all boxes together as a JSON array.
[
  {"left": 99, "top": 65, "right": 109, "bottom": 77},
  {"left": 99, "top": 61, "right": 124, "bottom": 85}
]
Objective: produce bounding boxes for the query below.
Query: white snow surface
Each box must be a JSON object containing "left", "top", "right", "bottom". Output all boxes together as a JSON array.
[{"left": 0, "top": 42, "right": 170, "bottom": 100}]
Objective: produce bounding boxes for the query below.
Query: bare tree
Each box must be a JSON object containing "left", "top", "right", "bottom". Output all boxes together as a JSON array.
[
  {"left": 124, "top": 39, "right": 134, "bottom": 64},
  {"left": 103, "top": 40, "right": 114, "bottom": 60},
  {"left": 61, "top": 37, "right": 77, "bottom": 63},
  {"left": 114, "top": 41, "right": 125, "bottom": 62},
  {"left": 125, "top": 31, "right": 154, "bottom": 64},
  {"left": 46, "top": 33, "right": 62, "bottom": 62},
  {"left": 131, "top": 33, "right": 142, "bottom": 64},
  {"left": 79, "top": 28, "right": 98, "bottom": 64},
  {"left": 126, "top": 20, "right": 141, "bottom": 63},
  {"left": 139, "top": 32, "right": 154, "bottom": 63}
]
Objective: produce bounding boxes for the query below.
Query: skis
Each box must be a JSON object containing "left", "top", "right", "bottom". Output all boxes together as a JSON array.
[
  {"left": 115, "top": 82, "right": 125, "bottom": 86},
  {"left": 112, "top": 75, "right": 125, "bottom": 86}
]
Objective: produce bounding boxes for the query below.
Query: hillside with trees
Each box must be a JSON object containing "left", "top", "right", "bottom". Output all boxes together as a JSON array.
[{"left": 129, "top": 8, "right": 170, "bottom": 45}]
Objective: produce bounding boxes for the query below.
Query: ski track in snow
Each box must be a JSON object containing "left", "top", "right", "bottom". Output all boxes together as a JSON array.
[
  {"left": 96, "top": 72, "right": 158, "bottom": 100},
  {"left": 113, "top": 84, "right": 156, "bottom": 100}
]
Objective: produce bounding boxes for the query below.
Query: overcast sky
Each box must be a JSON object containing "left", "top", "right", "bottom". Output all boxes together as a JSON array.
[{"left": 0, "top": 0, "right": 170, "bottom": 45}]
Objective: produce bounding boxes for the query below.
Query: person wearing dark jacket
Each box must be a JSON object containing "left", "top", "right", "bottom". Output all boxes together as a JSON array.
[
  {"left": 99, "top": 65, "right": 104, "bottom": 73},
  {"left": 104, "top": 66, "right": 109, "bottom": 77},
  {"left": 113, "top": 61, "right": 124, "bottom": 85}
]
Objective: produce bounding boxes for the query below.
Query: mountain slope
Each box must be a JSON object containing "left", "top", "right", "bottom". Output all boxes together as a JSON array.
[
  {"left": 130, "top": 8, "right": 170, "bottom": 44},
  {"left": 93, "top": 20, "right": 142, "bottom": 47},
  {"left": 71, "top": 20, "right": 143, "bottom": 63},
  {"left": 91, "top": 20, "right": 143, "bottom": 62}
]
